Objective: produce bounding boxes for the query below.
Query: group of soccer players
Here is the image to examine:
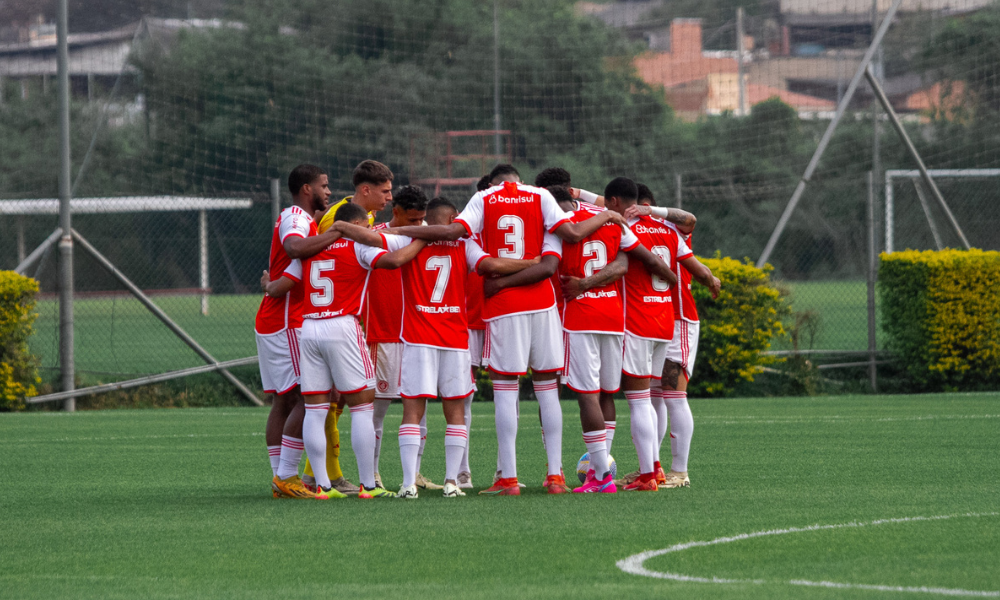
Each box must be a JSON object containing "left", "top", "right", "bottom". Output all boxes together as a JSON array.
[{"left": 255, "top": 159, "right": 720, "bottom": 499}]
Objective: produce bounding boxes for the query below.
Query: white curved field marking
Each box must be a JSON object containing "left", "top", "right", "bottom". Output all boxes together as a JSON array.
[{"left": 617, "top": 513, "right": 1000, "bottom": 597}]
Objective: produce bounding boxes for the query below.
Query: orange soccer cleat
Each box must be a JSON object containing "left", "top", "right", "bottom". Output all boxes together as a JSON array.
[{"left": 479, "top": 477, "right": 521, "bottom": 496}]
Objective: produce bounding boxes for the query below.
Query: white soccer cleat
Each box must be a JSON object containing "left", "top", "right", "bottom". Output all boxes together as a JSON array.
[
  {"left": 661, "top": 470, "right": 690, "bottom": 488},
  {"left": 442, "top": 482, "right": 466, "bottom": 498},
  {"left": 457, "top": 471, "right": 473, "bottom": 489},
  {"left": 397, "top": 484, "right": 419, "bottom": 499}
]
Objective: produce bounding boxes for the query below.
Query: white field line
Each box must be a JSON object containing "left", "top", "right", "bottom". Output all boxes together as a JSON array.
[
  {"left": 699, "top": 414, "right": 1000, "bottom": 425},
  {"left": 617, "top": 513, "right": 1000, "bottom": 597},
  {"left": 6, "top": 432, "right": 264, "bottom": 444}
]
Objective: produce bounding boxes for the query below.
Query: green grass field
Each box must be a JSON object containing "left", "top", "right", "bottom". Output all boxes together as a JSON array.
[
  {"left": 28, "top": 281, "right": 877, "bottom": 380},
  {"left": 2, "top": 394, "right": 997, "bottom": 599}
]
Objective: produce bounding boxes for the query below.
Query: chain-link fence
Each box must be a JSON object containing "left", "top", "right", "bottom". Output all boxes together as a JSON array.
[{"left": 2, "top": 0, "right": 999, "bottom": 400}]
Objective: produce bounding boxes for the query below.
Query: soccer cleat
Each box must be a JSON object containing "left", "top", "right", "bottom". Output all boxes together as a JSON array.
[
  {"left": 661, "top": 470, "right": 691, "bottom": 488},
  {"left": 329, "top": 476, "right": 360, "bottom": 496},
  {"left": 494, "top": 470, "right": 526, "bottom": 488},
  {"left": 654, "top": 463, "right": 667, "bottom": 486},
  {"left": 374, "top": 472, "right": 384, "bottom": 490},
  {"left": 573, "top": 472, "right": 617, "bottom": 494},
  {"left": 618, "top": 470, "right": 641, "bottom": 486},
  {"left": 302, "top": 473, "right": 317, "bottom": 492},
  {"left": 544, "top": 473, "right": 570, "bottom": 495},
  {"left": 397, "top": 484, "right": 419, "bottom": 500},
  {"left": 457, "top": 471, "right": 473, "bottom": 489},
  {"left": 624, "top": 473, "right": 659, "bottom": 492},
  {"left": 479, "top": 477, "right": 521, "bottom": 496},
  {"left": 442, "top": 482, "right": 466, "bottom": 498},
  {"left": 319, "top": 485, "right": 348, "bottom": 499},
  {"left": 358, "top": 484, "right": 396, "bottom": 499},
  {"left": 415, "top": 472, "right": 443, "bottom": 490},
  {"left": 272, "top": 475, "right": 324, "bottom": 499}
]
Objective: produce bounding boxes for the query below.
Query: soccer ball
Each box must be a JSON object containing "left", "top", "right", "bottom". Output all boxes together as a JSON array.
[{"left": 576, "top": 452, "right": 617, "bottom": 483}]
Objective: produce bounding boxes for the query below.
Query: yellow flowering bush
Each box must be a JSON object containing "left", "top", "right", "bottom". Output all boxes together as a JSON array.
[
  {"left": 690, "top": 254, "right": 790, "bottom": 397},
  {"left": 879, "top": 249, "right": 1000, "bottom": 390},
  {"left": 0, "top": 271, "right": 41, "bottom": 411}
]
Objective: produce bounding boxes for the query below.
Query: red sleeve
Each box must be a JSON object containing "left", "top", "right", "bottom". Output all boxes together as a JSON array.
[
  {"left": 474, "top": 255, "right": 488, "bottom": 273},
  {"left": 547, "top": 217, "right": 572, "bottom": 234},
  {"left": 370, "top": 250, "right": 389, "bottom": 269},
  {"left": 677, "top": 252, "right": 694, "bottom": 261},
  {"left": 455, "top": 219, "right": 474, "bottom": 238},
  {"left": 622, "top": 239, "right": 641, "bottom": 252}
]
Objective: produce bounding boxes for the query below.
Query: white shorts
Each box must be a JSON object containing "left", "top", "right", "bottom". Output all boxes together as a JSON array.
[
  {"left": 299, "top": 316, "right": 376, "bottom": 396},
  {"left": 664, "top": 320, "right": 700, "bottom": 379},
  {"left": 622, "top": 331, "right": 668, "bottom": 379},
  {"left": 369, "top": 342, "right": 402, "bottom": 399},
  {"left": 483, "top": 308, "right": 564, "bottom": 376},
  {"left": 468, "top": 329, "right": 485, "bottom": 367},
  {"left": 399, "top": 344, "right": 475, "bottom": 400},
  {"left": 255, "top": 328, "right": 300, "bottom": 395},
  {"left": 562, "top": 331, "right": 623, "bottom": 394}
]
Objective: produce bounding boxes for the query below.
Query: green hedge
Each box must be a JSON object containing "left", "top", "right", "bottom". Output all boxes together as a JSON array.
[
  {"left": 690, "top": 254, "right": 790, "bottom": 397},
  {"left": 0, "top": 271, "right": 41, "bottom": 411},
  {"left": 879, "top": 249, "right": 1000, "bottom": 391}
]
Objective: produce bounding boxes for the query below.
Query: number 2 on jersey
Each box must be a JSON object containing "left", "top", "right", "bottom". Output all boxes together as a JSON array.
[
  {"left": 310, "top": 259, "right": 335, "bottom": 306},
  {"left": 497, "top": 215, "right": 525, "bottom": 259},
  {"left": 425, "top": 255, "right": 452, "bottom": 303},
  {"left": 582, "top": 240, "right": 608, "bottom": 277},
  {"left": 650, "top": 246, "right": 671, "bottom": 292}
]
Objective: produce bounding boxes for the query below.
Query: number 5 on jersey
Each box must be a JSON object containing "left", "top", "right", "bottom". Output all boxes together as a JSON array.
[{"left": 310, "top": 259, "right": 335, "bottom": 306}]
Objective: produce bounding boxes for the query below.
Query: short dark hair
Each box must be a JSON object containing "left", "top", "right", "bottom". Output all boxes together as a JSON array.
[
  {"left": 476, "top": 175, "right": 492, "bottom": 192},
  {"left": 547, "top": 185, "right": 574, "bottom": 206},
  {"left": 604, "top": 177, "right": 638, "bottom": 202},
  {"left": 636, "top": 183, "right": 656, "bottom": 206},
  {"left": 352, "top": 160, "right": 393, "bottom": 187},
  {"left": 334, "top": 202, "right": 368, "bottom": 223},
  {"left": 427, "top": 196, "right": 458, "bottom": 215},
  {"left": 534, "top": 167, "right": 571, "bottom": 188},
  {"left": 488, "top": 163, "right": 520, "bottom": 184},
  {"left": 288, "top": 164, "right": 325, "bottom": 195},
  {"left": 393, "top": 185, "right": 429, "bottom": 212}
]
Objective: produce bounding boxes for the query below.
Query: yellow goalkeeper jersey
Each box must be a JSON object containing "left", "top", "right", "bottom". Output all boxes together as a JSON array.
[{"left": 318, "top": 196, "right": 376, "bottom": 233}]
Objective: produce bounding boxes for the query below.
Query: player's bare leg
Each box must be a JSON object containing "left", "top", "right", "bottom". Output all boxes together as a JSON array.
[
  {"left": 660, "top": 360, "right": 692, "bottom": 488},
  {"left": 265, "top": 387, "right": 298, "bottom": 475},
  {"left": 622, "top": 375, "right": 658, "bottom": 491}
]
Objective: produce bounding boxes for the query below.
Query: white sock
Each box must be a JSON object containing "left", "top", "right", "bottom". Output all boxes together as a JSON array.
[
  {"left": 275, "top": 435, "right": 304, "bottom": 480},
  {"left": 650, "top": 384, "right": 667, "bottom": 463},
  {"left": 664, "top": 390, "right": 693, "bottom": 473},
  {"left": 583, "top": 430, "right": 609, "bottom": 479},
  {"left": 605, "top": 420, "right": 616, "bottom": 454},
  {"left": 398, "top": 423, "right": 421, "bottom": 488},
  {"left": 350, "top": 403, "right": 377, "bottom": 489},
  {"left": 493, "top": 380, "right": 520, "bottom": 479},
  {"left": 460, "top": 395, "right": 473, "bottom": 473},
  {"left": 445, "top": 425, "right": 468, "bottom": 483},
  {"left": 302, "top": 404, "right": 331, "bottom": 488},
  {"left": 267, "top": 445, "right": 281, "bottom": 476},
  {"left": 372, "top": 398, "right": 391, "bottom": 474},
  {"left": 533, "top": 380, "right": 563, "bottom": 476},
  {"left": 625, "top": 389, "right": 655, "bottom": 474},
  {"left": 417, "top": 411, "right": 427, "bottom": 473}
]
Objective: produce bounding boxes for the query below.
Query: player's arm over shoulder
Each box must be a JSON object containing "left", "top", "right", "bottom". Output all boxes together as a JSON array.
[{"left": 373, "top": 235, "right": 426, "bottom": 269}]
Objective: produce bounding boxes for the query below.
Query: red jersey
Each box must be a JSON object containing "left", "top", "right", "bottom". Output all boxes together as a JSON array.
[
  {"left": 466, "top": 233, "right": 486, "bottom": 331},
  {"left": 623, "top": 216, "right": 692, "bottom": 341},
  {"left": 560, "top": 205, "right": 640, "bottom": 334},
  {"left": 386, "top": 236, "right": 488, "bottom": 350},
  {"left": 455, "top": 181, "right": 572, "bottom": 320},
  {"left": 363, "top": 222, "right": 404, "bottom": 343},
  {"left": 664, "top": 221, "right": 699, "bottom": 323},
  {"left": 255, "top": 205, "right": 315, "bottom": 334},
  {"left": 301, "top": 237, "right": 388, "bottom": 321}
]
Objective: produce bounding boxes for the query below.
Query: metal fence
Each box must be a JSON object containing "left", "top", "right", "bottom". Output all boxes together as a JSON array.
[{"left": 2, "top": 0, "right": 999, "bottom": 406}]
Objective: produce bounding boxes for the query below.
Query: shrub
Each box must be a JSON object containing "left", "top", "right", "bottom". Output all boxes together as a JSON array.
[
  {"left": 689, "top": 254, "right": 790, "bottom": 397},
  {"left": 0, "top": 271, "right": 41, "bottom": 411},
  {"left": 879, "top": 249, "right": 1000, "bottom": 391}
]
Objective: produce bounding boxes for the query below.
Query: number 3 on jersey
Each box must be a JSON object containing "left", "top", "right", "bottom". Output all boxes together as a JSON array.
[
  {"left": 310, "top": 259, "right": 335, "bottom": 306},
  {"left": 497, "top": 215, "right": 525, "bottom": 259},
  {"left": 425, "top": 255, "right": 452, "bottom": 303},
  {"left": 650, "top": 246, "right": 671, "bottom": 292}
]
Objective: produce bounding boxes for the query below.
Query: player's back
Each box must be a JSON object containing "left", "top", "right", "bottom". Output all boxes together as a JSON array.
[
  {"left": 400, "top": 239, "right": 476, "bottom": 350},
  {"left": 624, "top": 215, "right": 683, "bottom": 341},
  {"left": 256, "top": 205, "right": 315, "bottom": 334},
  {"left": 302, "top": 239, "right": 382, "bottom": 321},
  {"left": 663, "top": 221, "right": 699, "bottom": 323},
  {"left": 364, "top": 222, "right": 403, "bottom": 342}
]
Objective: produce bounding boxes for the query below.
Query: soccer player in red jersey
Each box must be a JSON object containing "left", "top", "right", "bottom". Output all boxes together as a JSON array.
[
  {"left": 384, "top": 164, "right": 626, "bottom": 495},
  {"left": 298, "top": 203, "right": 426, "bottom": 499},
  {"left": 626, "top": 184, "right": 716, "bottom": 488},
  {"left": 383, "top": 194, "right": 538, "bottom": 498},
  {"left": 603, "top": 177, "right": 719, "bottom": 491},
  {"left": 364, "top": 188, "right": 429, "bottom": 490}
]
